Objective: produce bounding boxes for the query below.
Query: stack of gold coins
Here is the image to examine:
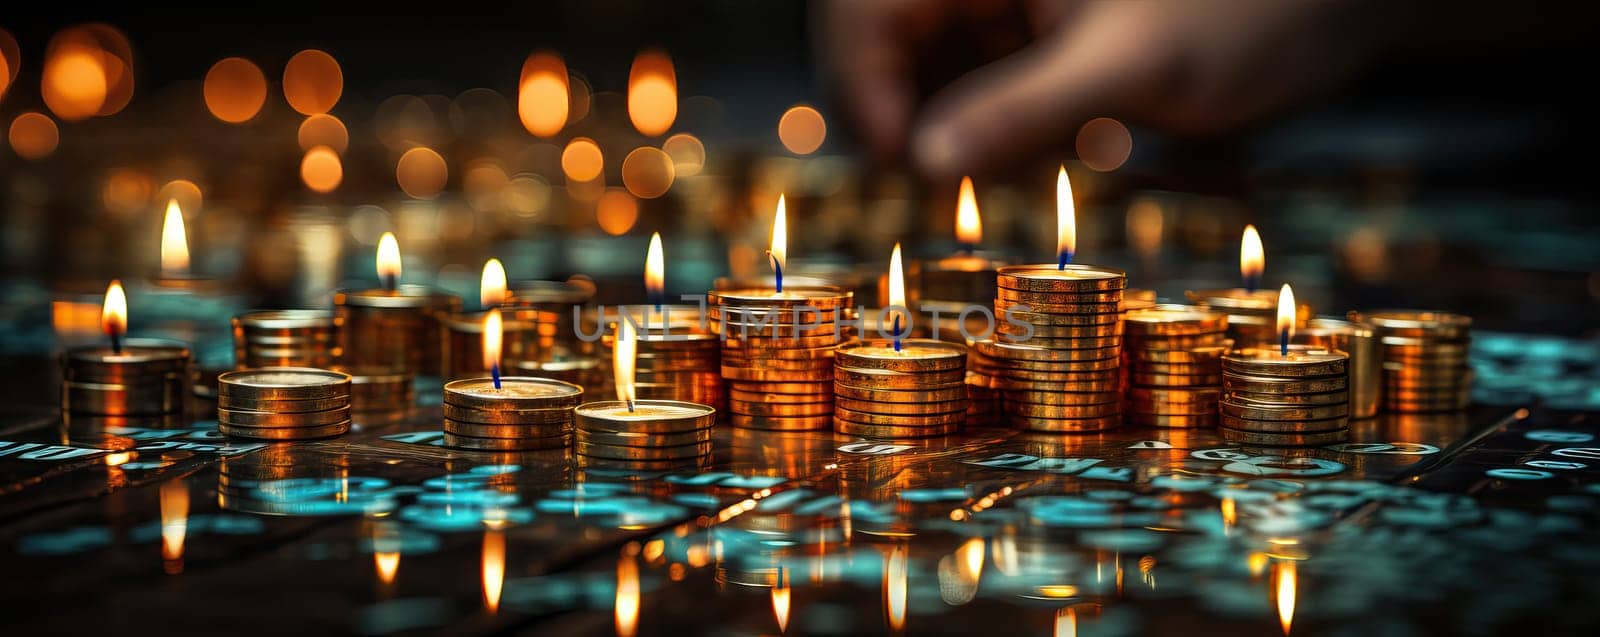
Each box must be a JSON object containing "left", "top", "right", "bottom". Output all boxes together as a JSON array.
[
  {"left": 600, "top": 308, "right": 725, "bottom": 416},
  {"left": 1187, "top": 290, "right": 1313, "bottom": 348},
  {"left": 710, "top": 286, "right": 851, "bottom": 430},
  {"left": 231, "top": 310, "right": 341, "bottom": 369},
  {"left": 62, "top": 339, "right": 192, "bottom": 417},
  {"left": 217, "top": 368, "right": 352, "bottom": 440},
  {"left": 1220, "top": 346, "right": 1351, "bottom": 445},
  {"left": 1298, "top": 318, "right": 1380, "bottom": 419},
  {"left": 504, "top": 280, "right": 598, "bottom": 363},
  {"left": 1123, "top": 306, "right": 1228, "bottom": 427},
  {"left": 442, "top": 377, "right": 582, "bottom": 450},
  {"left": 1356, "top": 310, "right": 1473, "bottom": 413},
  {"left": 980, "top": 264, "right": 1126, "bottom": 433},
  {"left": 573, "top": 400, "right": 717, "bottom": 468},
  {"left": 344, "top": 368, "right": 414, "bottom": 425},
  {"left": 833, "top": 339, "right": 968, "bottom": 438},
  {"left": 964, "top": 342, "right": 1004, "bottom": 427},
  {"left": 334, "top": 286, "right": 461, "bottom": 376},
  {"left": 512, "top": 357, "right": 611, "bottom": 400}
]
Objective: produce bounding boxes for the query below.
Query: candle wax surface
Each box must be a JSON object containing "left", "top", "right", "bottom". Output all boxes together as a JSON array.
[
  {"left": 1012, "top": 266, "right": 1122, "bottom": 281},
  {"left": 450, "top": 378, "right": 581, "bottom": 399},
  {"left": 577, "top": 402, "right": 713, "bottom": 420},
  {"left": 226, "top": 369, "right": 349, "bottom": 387},
  {"left": 73, "top": 346, "right": 188, "bottom": 364},
  {"left": 849, "top": 344, "right": 964, "bottom": 360},
  {"left": 1229, "top": 346, "right": 1346, "bottom": 364}
]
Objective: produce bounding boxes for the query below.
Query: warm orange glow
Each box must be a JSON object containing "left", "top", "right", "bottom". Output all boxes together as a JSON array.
[
  {"left": 561, "top": 138, "right": 604, "bottom": 183},
  {"left": 1221, "top": 497, "right": 1237, "bottom": 530},
  {"left": 300, "top": 146, "right": 343, "bottom": 193},
  {"left": 518, "top": 53, "right": 569, "bottom": 137},
  {"left": 778, "top": 105, "right": 827, "bottom": 155},
  {"left": 1056, "top": 166, "right": 1076, "bottom": 262},
  {"left": 772, "top": 576, "right": 792, "bottom": 633},
  {"left": 1276, "top": 560, "right": 1297, "bottom": 635},
  {"left": 1276, "top": 284, "right": 1296, "bottom": 345},
  {"left": 596, "top": 189, "right": 640, "bottom": 236},
  {"left": 102, "top": 280, "right": 127, "bottom": 341},
  {"left": 957, "top": 537, "right": 984, "bottom": 582},
  {"left": 483, "top": 308, "right": 503, "bottom": 372},
  {"left": 159, "top": 180, "right": 203, "bottom": 219},
  {"left": 282, "top": 49, "right": 343, "bottom": 116},
  {"left": 1242, "top": 225, "right": 1265, "bottom": 284},
  {"left": 888, "top": 243, "right": 906, "bottom": 333},
  {"left": 482, "top": 528, "right": 505, "bottom": 613},
  {"left": 376, "top": 232, "right": 402, "bottom": 286},
  {"left": 1126, "top": 198, "right": 1164, "bottom": 257},
  {"left": 1054, "top": 607, "right": 1077, "bottom": 637},
  {"left": 481, "top": 258, "right": 508, "bottom": 308},
  {"left": 396, "top": 147, "right": 448, "bottom": 199},
  {"left": 375, "top": 550, "right": 400, "bottom": 585},
  {"left": 622, "top": 146, "right": 675, "bottom": 199},
  {"left": 160, "top": 199, "right": 190, "bottom": 276},
  {"left": 203, "top": 58, "right": 267, "bottom": 123},
  {"left": 645, "top": 233, "right": 665, "bottom": 300},
  {"left": 770, "top": 195, "right": 788, "bottom": 274},
  {"left": 9, "top": 112, "right": 60, "bottom": 160},
  {"left": 1077, "top": 117, "right": 1133, "bottom": 172},
  {"left": 955, "top": 176, "right": 982, "bottom": 245},
  {"left": 102, "top": 168, "right": 154, "bottom": 216},
  {"left": 616, "top": 553, "right": 640, "bottom": 637},
  {"left": 662, "top": 134, "right": 705, "bottom": 176},
  {"left": 0, "top": 28, "right": 16, "bottom": 99},
  {"left": 41, "top": 45, "right": 107, "bottom": 121},
  {"left": 614, "top": 317, "right": 637, "bottom": 405},
  {"left": 160, "top": 479, "right": 189, "bottom": 571},
  {"left": 627, "top": 50, "right": 677, "bottom": 136},
  {"left": 298, "top": 114, "right": 349, "bottom": 154},
  {"left": 885, "top": 544, "right": 907, "bottom": 631}
]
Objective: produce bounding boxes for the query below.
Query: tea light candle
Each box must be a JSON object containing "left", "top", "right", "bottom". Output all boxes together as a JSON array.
[
  {"left": 908, "top": 177, "right": 1018, "bottom": 307},
  {"left": 1186, "top": 225, "right": 1312, "bottom": 344},
  {"left": 62, "top": 280, "right": 192, "bottom": 417},
  {"left": 334, "top": 233, "right": 461, "bottom": 376}
]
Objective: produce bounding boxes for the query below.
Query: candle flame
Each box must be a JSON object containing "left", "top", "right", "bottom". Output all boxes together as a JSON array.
[
  {"left": 1222, "top": 497, "right": 1237, "bottom": 530},
  {"left": 482, "top": 308, "right": 503, "bottom": 372},
  {"left": 627, "top": 50, "right": 676, "bottom": 137},
  {"left": 958, "top": 537, "right": 985, "bottom": 581},
  {"left": 1276, "top": 284, "right": 1296, "bottom": 353},
  {"left": 372, "top": 522, "right": 402, "bottom": 586},
  {"left": 772, "top": 574, "right": 791, "bottom": 633},
  {"left": 159, "top": 479, "right": 188, "bottom": 572},
  {"left": 482, "top": 528, "right": 505, "bottom": 613},
  {"left": 480, "top": 258, "right": 507, "bottom": 309},
  {"left": 888, "top": 243, "right": 905, "bottom": 339},
  {"left": 885, "top": 544, "right": 907, "bottom": 632},
  {"left": 645, "top": 232, "right": 665, "bottom": 302},
  {"left": 770, "top": 195, "right": 788, "bottom": 274},
  {"left": 376, "top": 232, "right": 401, "bottom": 288},
  {"left": 1054, "top": 607, "right": 1076, "bottom": 637},
  {"left": 614, "top": 317, "right": 637, "bottom": 406},
  {"left": 955, "top": 176, "right": 981, "bottom": 246},
  {"left": 1276, "top": 560, "right": 1297, "bottom": 635},
  {"left": 1241, "top": 225, "right": 1264, "bottom": 289},
  {"left": 102, "top": 279, "right": 127, "bottom": 342},
  {"left": 160, "top": 199, "right": 190, "bottom": 276},
  {"left": 1056, "top": 166, "right": 1075, "bottom": 267},
  {"left": 616, "top": 552, "right": 640, "bottom": 637}
]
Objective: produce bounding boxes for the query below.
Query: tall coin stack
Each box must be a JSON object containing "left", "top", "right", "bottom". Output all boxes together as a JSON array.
[
  {"left": 981, "top": 264, "right": 1127, "bottom": 433},
  {"left": 1220, "top": 346, "right": 1351, "bottom": 445},
  {"left": 232, "top": 310, "right": 341, "bottom": 369},
  {"left": 964, "top": 342, "right": 1005, "bottom": 427},
  {"left": 833, "top": 339, "right": 969, "bottom": 438},
  {"left": 217, "top": 368, "right": 352, "bottom": 440},
  {"left": 1123, "top": 307, "right": 1228, "bottom": 428},
  {"left": 709, "top": 287, "right": 852, "bottom": 431},
  {"left": 601, "top": 308, "right": 725, "bottom": 416},
  {"left": 1357, "top": 310, "right": 1473, "bottom": 413},
  {"left": 62, "top": 339, "right": 192, "bottom": 417},
  {"left": 441, "top": 377, "right": 582, "bottom": 451}
]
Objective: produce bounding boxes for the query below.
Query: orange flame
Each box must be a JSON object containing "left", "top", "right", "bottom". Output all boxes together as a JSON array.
[
  {"left": 160, "top": 199, "right": 189, "bottom": 276},
  {"left": 1221, "top": 497, "right": 1237, "bottom": 531},
  {"left": 376, "top": 232, "right": 401, "bottom": 288},
  {"left": 1276, "top": 560, "right": 1297, "bottom": 635},
  {"left": 616, "top": 552, "right": 640, "bottom": 637},
  {"left": 957, "top": 537, "right": 984, "bottom": 582},
  {"left": 481, "top": 258, "right": 507, "bottom": 309},
  {"left": 770, "top": 195, "right": 788, "bottom": 273},
  {"left": 888, "top": 243, "right": 906, "bottom": 334},
  {"left": 1056, "top": 166, "right": 1076, "bottom": 263},
  {"left": 102, "top": 279, "right": 126, "bottom": 341},
  {"left": 956, "top": 176, "right": 982, "bottom": 245},
  {"left": 160, "top": 479, "right": 188, "bottom": 572},
  {"left": 885, "top": 545, "right": 907, "bottom": 631},
  {"left": 482, "top": 528, "right": 505, "bottom": 613},
  {"left": 483, "top": 308, "right": 503, "bottom": 372},
  {"left": 614, "top": 317, "right": 637, "bottom": 405},
  {"left": 772, "top": 573, "right": 792, "bottom": 633},
  {"left": 627, "top": 51, "right": 676, "bottom": 136},
  {"left": 1276, "top": 284, "right": 1296, "bottom": 345},
  {"left": 518, "top": 53, "right": 569, "bottom": 137},
  {"left": 1241, "top": 225, "right": 1264, "bottom": 284},
  {"left": 1054, "top": 607, "right": 1077, "bottom": 637},
  {"left": 645, "top": 232, "right": 665, "bottom": 301}
]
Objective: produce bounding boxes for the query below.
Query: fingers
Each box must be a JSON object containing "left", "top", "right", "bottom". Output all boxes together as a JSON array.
[{"left": 815, "top": 0, "right": 921, "bottom": 160}]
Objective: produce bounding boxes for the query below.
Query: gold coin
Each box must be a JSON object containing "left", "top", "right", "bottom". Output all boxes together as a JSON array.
[
  {"left": 1123, "top": 308, "right": 1228, "bottom": 335},
  {"left": 991, "top": 356, "right": 1123, "bottom": 372},
  {"left": 1224, "top": 389, "right": 1349, "bottom": 406},
  {"left": 1220, "top": 414, "right": 1349, "bottom": 432},
  {"left": 974, "top": 340, "right": 1119, "bottom": 363},
  {"left": 234, "top": 308, "right": 339, "bottom": 331},
  {"left": 997, "top": 321, "right": 1125, "bottom": 338},
  {"left": 218, "top": 406, "right": 352, "bottom": 427},
  {"left": 1220, "top": 401, "right": 1349, "bottom": 421},
  {"left": 721, "top": 367, "right": 834, "bottom": 382},
  {"left": 833, "top": 383, "right": 966, "bottom": 402},
  {"left": 833, "top": 419, "right": 960, "bottom": 438},
  {"left": 720, "top": 357, "right": 834, "bottom": 371},
  {"left": 218, "top": 368, "right": 352, "bottom": 400},
  {"left": 217, "top": 394, "right": 350, "bottom": 413},
  {"left": 719, "top": 333, "right": 842, "bottom": 350},
  {"left": 1128, "top": 413, "right": 1218, "bottom": 428},
  {"left": 576, "top": 414, "right": 717, "bottom": 435},
  {"left": 834, "top": 367, "right": 965, "bottom": 387},
  {"left": 576, "top": 427, "right": 711, "bottom": 448},
  {"left": 729, "top": 380, "right": 833, "bottom": 395},
  {"left": 834, "top": 339, "right": 966, "bottom": 372},
  {"left": 996, "top": 288, "right": 1124, "bottom": 304},
  {"left": 996, "top": 334, "right": 1122, "bottom": 350},
  {"left": 219, "top": 421, "right": 351, "bottom": 440},
  {"left": 576, "top": 440, "right": 713, "bottom": 460},
  {"left": 834, "top": 396, "right": 968, "bottom": 415},
  {"left": 1134, "top": 361, "right": 1223, "bottom": 376},
  {"left": 729, "top": 400, "right": 836, "bottom": 417},
  {"left": 442, "top": 403, "right": 574, "bottom": 425},
  {"left": 1008, "top": 413, "right": 1121, "bottom": 432},
  {"left": 998, "top": 377, "right": 1122, "bottom": 393},
  {"left": 1219, "top": 347, "right": 1348, "bottom": 378},
  {"left": 1128, "top": 387, "right": 1222, "bottom": 404},
  {"left": 995, "top": 299, "right": 1122, "bottom": 315},
  {"left": 1222, "top": 374, "right": 1348, "bottom": 394},
  {"left": 443, "top": 432, "right": 570, "bottom": 451},
  {"left": 1355, "top": 310, "right": 1471, "bottom": 340},
  {"left": 1219, "top": 427, "right": 1349, "bottom": 446},
  {"left": 721, "top": 344, "right": 838, "bottom": 361},
  {"left": 1005, "top": 401, "right": 1123, "bottom": 419},
  {"left": 1003, "top": 389, "right": 1121, "bottom": 406},
  {"left": 442, "top": 377, "right": 584, "bottom": 409},
  {"left": 707, "top": 287, "right": 852, "bottom": 310},
  {"left": 444, "top": 420, "right": 574, "bottom": 438},
  {"left": 996, "top": 264, "right": 1127, "bottom": 292},
  {"left": 835, "top": 407, "right": 966, "bottom": 427},
  {"left": 999, "top": 310, "right": 1123, "bottom": 327},
  {"left": 1126, "top": 400, "right": 1218, "bottom": 416},
  {"left": 729, "top": 413, "right": 833, "bottom": 431},
  {"left": 1131, "top": 372, "right": 1221, "bottom": 387},
  {"left": 729, "top": 389, "right": 832, "bottom": 404}
]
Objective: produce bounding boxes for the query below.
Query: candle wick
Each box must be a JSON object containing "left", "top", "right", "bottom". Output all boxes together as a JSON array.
[
  {"left": 110, "top": 332, "right": 123, "bottom": 355},
  {"left": 892, "top": 314, "right": 902, "bottom": 352},
  {"left": 1280, "top": 329, "right": 1289, "bottom": 358},
  {"left": 626, "top": 399, "right": 635, "bottom": 413},
  {"left": 1244, "top": 275, "right": 1259, "bottom": 295},
  {"left": 767, "top": 251, "right": 784, "bottom": 293},
  {"left": 491, "top": 363, "right": 501, "bottom": 390},
  {"left": 959, "top": 243, "right": 975, "bottom": 256},
  {"left": 381, "top": 274, "right": 397, "bottom": 292},
  {"left": 1057, "top": 249, "right": 1074, "bottom": 270}
]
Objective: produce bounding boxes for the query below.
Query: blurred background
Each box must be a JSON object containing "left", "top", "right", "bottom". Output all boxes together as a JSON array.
[{"left": 1, "top": 3, "right": 1596, "bottom": 353}]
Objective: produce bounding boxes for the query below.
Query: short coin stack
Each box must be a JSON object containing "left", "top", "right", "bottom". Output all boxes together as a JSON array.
[
  {"left": 964, "top": 343, "right": 1004, "bottom": 427},
  {"left": 1123, "top": 307, "right": 1228, "bottom": 428},
  {"left": 512, "top": 357, "right": 611, "bottom": 401},
  {"left": 62, "top": 339, "right": 192, "bottom": 417},
  {"left": 1220, "top": 346, "right": 1351, "bottom": 445},
  {"left": 344, "top": 368, "right": 414, "bottom": 425},
  {"left": 217, "top": 368, "right": 352, "bottom": 440},
  {"left": 442, "top": 377, "right": 583, "bottom": 451},
  {"left": 574, "top": 400, "right": 718, "bottom": 468},
  {"left": 980, "top": 264, "right": 1127, "bottom": 433},
  {"left": 833, "top": 339, "right": 969, "bottom": 438},
  {"left": 710, "top": 287, "right": 851, "bottom": 430},
  {"left": 231, "top": 310, "right": 341, "bottom": 369},
  {"left": 1359, "top": 310, "right": 1474, "bottom": 413}
]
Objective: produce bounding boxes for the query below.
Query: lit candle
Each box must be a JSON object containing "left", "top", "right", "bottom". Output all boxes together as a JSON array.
[
  {"left": 770, "top": 195, "right": 788, "bottom": 293},
  {"left": 333, "top": 233, "right": 462, "bottom": 377},
  {"left": 149, "top": 199, "right": 215, "bottom": 291},
  {"left": 1185, "top": 225, "right": 1311, "bottom": 347},
  {"left": 572, "top": 310, "right": 716, "bottom": 461},
  {"left": 907, "top": 177, "right": 1018, "bottom": 334},
  {"left": 888, "top": 243, "right": 906, "bottom": 350},
  {"left": 603, "top": 235, "right": 724, "bottom": 413},
  {"left": 441, "top": 259, "right": 535, "bottom": 381},
  {"left": 1056, "top": 166, "right": 1076, "bottom": 268},
  {"left": 61, "top": 280, "right": 193, "bottom": 417},
  {"left": 1277, "top": 284, "right": 1295, "bottom": 357}
]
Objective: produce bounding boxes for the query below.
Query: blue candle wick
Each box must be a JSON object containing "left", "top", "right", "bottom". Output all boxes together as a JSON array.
[
  {"left": 1280, "top": 329, "right": 1289, "bottom": 357},
  {"left": 1244, "top": 275, "right": 1260, "bottom": 295},
  {"left": 381, "top": 274, "right": 397, "bottom": 292},
  {"left": 1057, "top": 249, "right": 1074, "bottom": 270},
  {"left": 491, "top": 363, "right": 501, "bottom": 389},
  {"left": 110, "top": 332, "right": 123, "bottom": 355},
  {"left": 769, "top": 251, "right": 784, "bottom": 293},
  {"left": 892, "top": 314, "right": 903, "bottom": 352}
]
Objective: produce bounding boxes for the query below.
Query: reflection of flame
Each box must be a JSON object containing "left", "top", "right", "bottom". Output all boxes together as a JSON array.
[
  {"left": 1221, "top": 497, "right": 1237, "bottom": 530},
  {"left": 482, "top": 308, "right": 502, "bottom": 372},
  {"left": 102, "top": 279, "right": 127, "bottom": 341},
  {"left": 372, "top": 520, "right": 401, "bottom": 586},
  {"left": 376, "top": 232, "right": 401, "bottom": 287},
  {"left": 482, "top": 528, "right": 505, "bottom": 613},
  {"left": 955, "top": 176, "right": 981, "bottom": 245},
  {"left": 1241, "top": 225, "right": 1264, "bottom": 285},
  {"left": 160, "top": 479, "right": 188, "bottom": 573},
  {"left": 646, "top": 232, "right": 665, "bottom": 300},
  {"left": 772, "top": 571, "right": 791, "bottom": 633},
  {"left": 518, "top": 53, "right": 569, "bottom": 137},
  {"left": 627, "top": 51, "right": 677, "bottom": 136},
  {"left": 1276, "top": 284, "right": 1296, "bottom": 345},
  {"left": 1276, "top": 561, "right": 1296, "bottom": 635},
  {"left": 888, "top": 243, "right": 905, "bottom": 332},
  {"left": 614, "top": 318, "right": 637, "bottom": 404},
  {"left": 884, "top": 545, "right": 907, "bottom": 632},
  {"left": 375, "top": 550, "right": 400, "bottom": 585},
  {"left": 770, "top": 195, "right": 787, "bottom": 273},
  {"left": 1054, "top": 607, "right": 1076, "bottom": 637},
  {"left": 616, "top": 553, "right": 640, "bottom": 637},
  {"left": 160, "top": 199, "right": 189, "bottom": 276},
  {"left": 958, "top": 537, "right": 984, "bottom": 582},
  {"left": 480, "top": 258, "right": 507, "bottom": 308},
  {"left": 1056, "top": 166, "right": 1076, "bottom": 263}
]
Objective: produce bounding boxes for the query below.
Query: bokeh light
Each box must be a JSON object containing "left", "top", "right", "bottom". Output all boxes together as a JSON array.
[
  {"left": 301, "top": 146, "right": 343, "bottom": 193},
  {"left": 0, "top": 29, "right": 18, "bottom": 100},
  {"left": 158, "top": 180, "right": 203, "bottom": 218},
  {"left": 1076, "top": 117, "right": 1133, "bottom": 172},
  {"left": 297, "top": 114, "right": 349, "bottom": 154},
  {"left": 41, "top": 45, "right": 107, "bottom": 121},
  {"left": 282, "top": 49, "right": 343, "bottom": 116},
  {"left": 778, "top": 105, "right": 826, "bottom": 155},
  {"left": 662, "top": 133, "right": 705, "bottom": 177},
  {"left": 396, "top": 147, "right": 448, "bottom": 199},
  {"left": 596, "top": 188, "right": 639, "bottom": 235},
  {"left": 627, "top": 51, "right": 676, "bottom": 137},
  {"left": 505, "top": 173, "right": 552, "bottom": 218},
  {"left": 204, "top": 58, "right": 268, "bottom": 123},
  {"left": 561, "top": 138, "right": 604, "bottom": 183},
  {"left": 622, "top": 147, "right": 675, "bottom": 199},
  {"left": 518, "top": 53, "right": 568, "bottom": 137},
  {"left": 1125, "top": 197, "right": 1165, "bottom": 259},
  {"left": 64, "top": 24, "right": 134, "bottom": 117},
  {"left": 569, "top": 74, "right": 592, "bottom": 124},
  {"left": 375, "top": 95, "right": 441, "bottom": 149},
  {"left": 102, "top": 168, "right": 154, "bottom": 216},
  {"left": 463, "top": 159, "right": 510, "bottom": 211},
  {"left": 9, "top": 112, "right": 60, "bottom": 160}
]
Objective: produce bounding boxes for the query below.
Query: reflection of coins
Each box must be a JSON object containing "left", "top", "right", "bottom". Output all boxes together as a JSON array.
[
  {"left": 833, "top": 383, "right": 966, "bottom": 402},
  {"left": 1219, "top": 427, "right": 1349, "bottom": 446},
  {"left": 1005, "top": 413, "right": 1121, "bottom": 432},
  {"left": 1225, "top": 389, "right": 1349, "bottom": 406},
  {"left": 576, "top": 455, "right": 712, "bottom": 471},
  {"left": 833, "top": 419, "right": 960, "bottom": 438},
  {"left": 1222, "top": 374, "right": 1347, "bottom": 394},
  {"left": 1127, "top": 413, "right": 1218, "bottom": 428},
  {"left": 1220, "top": 401, "right": 1348, "bottom": 421},
  {"left": 443, "top": 432, "right": 570, "bottom": 451},
  {"left": 1221, "top": 414, "right": 1349, "bottom": 432},
  {"left": 219, "top": 421, "right": 351, "bottom": 440},
  {"left": 575, "top": 440, "right": 713, "bottom": 460}
]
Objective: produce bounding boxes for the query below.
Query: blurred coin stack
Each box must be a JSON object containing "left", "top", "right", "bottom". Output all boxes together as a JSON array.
[
  {"left": 964, "top": 341, "right": 1005, "bottom": 427},
  {"left": 504, "top": 280, "right": 598, "bottom": 362},
  {"left": 1357, "top": 310, "right": 1474, "bottom": 413},
  {"left": 574, "top": 400, "right": 717, "bottom": 468},
  {"left": 601, "top": 309, "right": 726, "bottom": 416},
  {"left": 231, "top": 310, "right": 342, "bottom": 369},
  {"left": 62, "top": 339, "right": 192, "bottom": 417},
  {"left": 343, "top": 367, "right": 414, "bottom": 425},
  {"left": 334, "top": 286, "right": 461, "bottom": 377},
  {"left": 981, "top": 265, "right": 1127, "bottom": 433},
  {"left": 512, "top": 357, "right": 611, "bottom": 399},
  {"left": 1123, "top": 307, "right": 1228, "bottom": 428},
  {"left": 442, "top": 377, "right": 583, "bottom": 451},
  {"left": 1187, "top": 289, "right": 1313, "bottom": 348},
  {"left": 217, "top": 368, "right": 352, "bottom": 440},
  {"left": 710, "top": 287, "right": 851, "bottom": 431},
  {"left": 1220, "top": 346, "right": 1350, "bottom": 445},
  {"left": 833, "top": 339, "right": 969, "bottom": 438},
  {"left": 1298, "top": 318, "right": 1381, "bottom": 419},
  {"left": 439, "top": 311, "right": 536, "bottom": 381}
]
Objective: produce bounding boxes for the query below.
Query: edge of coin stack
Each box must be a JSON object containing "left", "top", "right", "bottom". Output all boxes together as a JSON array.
[
  {"left": 232, "top": 309, "right": 342, "bottom": 370},
  {"left": 62, "top": 339, "right": 192, "bottom": 417},
  {"left": 833, "top": 338, "right": 969, "bottom": 438},
  {"left": 711, "top": 287, "right": 851, "bottom": 431},
  {"left": 574, "top": 399, "right": 717, "bottom": 469},
  {"left": 1220, "top": 346, "right": 1351, "bottom": 446},
  {"left": 342, "top": 367, "right": 414, "bottom": 426},
  {"left": 442, "top": 377, "right": 583, "bottom": 451},
  {"left": 1356, "top": 310, "right": 1474, "bottom": 413},
  {"left": 602, "top": 309, "right": 725, "bottom": 417},
  {"left": 1123, "top": 305, "right": 1228, "bottom": 428},
  {"left": 217, "top": 367, "right": 352, "bottom": 440}
]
